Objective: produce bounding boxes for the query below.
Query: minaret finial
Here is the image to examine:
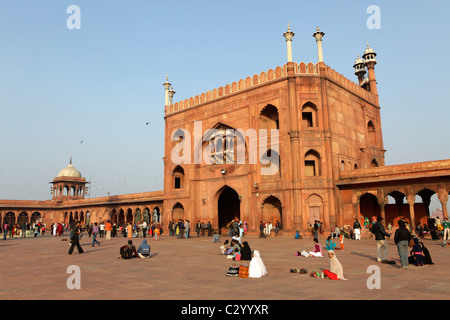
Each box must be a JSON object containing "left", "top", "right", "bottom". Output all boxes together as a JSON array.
[
  {"left": 313, "top": 26, "right": 325, "bottom": 63},
  {"left": 163, "top": 74, "right": 172, "bottom": 106},
  {"left": 283, "top": 23, "right": 295, "bottom": 63},
  {"left": 70, "top": 156, "right": 72, "bottom": 165}
]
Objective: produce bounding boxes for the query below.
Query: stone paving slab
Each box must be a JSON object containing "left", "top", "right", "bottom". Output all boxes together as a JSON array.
[{"left": 1, "top": 233, "right": 449, "bottom": 301}]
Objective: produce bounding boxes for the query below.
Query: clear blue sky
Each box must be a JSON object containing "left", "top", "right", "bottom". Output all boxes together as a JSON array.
[{"left": 0, "top": 1, "right": 449, "bottom": 211}]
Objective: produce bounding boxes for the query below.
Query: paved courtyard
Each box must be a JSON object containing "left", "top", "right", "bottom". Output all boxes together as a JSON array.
[{"left": 1, "top": 232, "right": 449, "bottom": 301}]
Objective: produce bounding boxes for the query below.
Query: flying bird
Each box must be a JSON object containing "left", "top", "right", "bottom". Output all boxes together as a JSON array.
[{"left": 146, "top": 122, "right": 150, "bottom": 125}]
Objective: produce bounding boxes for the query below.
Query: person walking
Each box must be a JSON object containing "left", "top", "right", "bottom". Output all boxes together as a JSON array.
[
  {"left": 68, "top": 221, "right": 84, "bottom": 255},
  {"left": 370, "top": 217, "right": 391, "bottom": 263},
  {"left": 394, "top": 220, "right": 411, "bottom": 270},
  {"left": 91, "top": 222, "right": 101, "bottom": 247}
]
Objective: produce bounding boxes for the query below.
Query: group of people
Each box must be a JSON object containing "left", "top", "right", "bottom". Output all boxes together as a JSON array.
[
  {"left": 372, "top": 216, "right": 435, "bottom": 269},
  {"left": 168, "top": 219, "right": 192, "bottom": 239},
  {"left": 258, "top": 220, "right": 281, "bottom": 238},
  {"left": 117, "top": 239, "right": 152, "bottom": 259},
  {"left": 116, "top": 221, "right": 162, "bottom": 240},
  {"left": 220, "top": 237, "right": 268, "bottom": 278},
  {"left": 228, "top": 219, "right": 247, "bottom": 238},
  {"left": 67, "top": 220, "right": 154, "bottom": 259},
  {"left": 414, "top": 217, "right": 450, "bottom": 242},
  {"left": 292, "top": 238, "right": 348, "bottom": 280},
  {"left": 330, "top": 220, "right": 364, "bottom": 241},
  {"left": 2, "top": 221, "right": 47, "bottom": 239}
]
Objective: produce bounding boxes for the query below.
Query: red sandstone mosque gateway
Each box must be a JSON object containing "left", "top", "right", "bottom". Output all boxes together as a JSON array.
[{"left": 1, "top": 26, "right": 449, "bottom": 235}]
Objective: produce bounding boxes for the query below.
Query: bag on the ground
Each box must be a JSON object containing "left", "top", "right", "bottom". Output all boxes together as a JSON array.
[
  {"left": 239, "top": 265, "right": 249, "bottom": 278},
  {"left": 226, "top": 265, "right": 239, "bottom": 277}
]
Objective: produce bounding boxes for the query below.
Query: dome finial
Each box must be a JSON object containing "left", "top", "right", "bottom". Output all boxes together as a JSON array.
[{"left": 70, "top": 156, "right": 72, "bottom": 165}]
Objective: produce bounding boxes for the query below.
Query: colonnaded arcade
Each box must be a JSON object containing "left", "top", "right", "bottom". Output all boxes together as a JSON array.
[{"left": 1, "top": 26, "right": 449, "bottom": 234}]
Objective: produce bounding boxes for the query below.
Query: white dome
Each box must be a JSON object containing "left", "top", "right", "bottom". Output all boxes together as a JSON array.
[{"left": 57, "top": 163, "right": 82, "bottom": 178}]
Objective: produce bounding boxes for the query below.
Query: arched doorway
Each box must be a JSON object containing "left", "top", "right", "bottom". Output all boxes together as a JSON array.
[
  {"left": 262, "top": 196, "right": 282, "bottom": 227},
  {"left": 172, "top": 203, "right": 184, "bottom": 221},
  {"left": 307, "top": 194, "right": 323, "bottom": 226},
  {"left": 143, "top": 208, "right": 150, "bottom": 224},
  {"left": 135, "top": 209, "right": 142, "bottom": 223},
  {"left": 359, "top": 193, "right": 381, "bottom": 220},
  {"left": 126, "top": 209, "right": 133, "bottom": 223},
  {"left": 31, "top": 212, "right": 41, "bottom": 224},
  {"left": 5, "top": 212, "right": 15, "bottom": 224},
  {"left": 18, "top": 212, "right": 28, "bottom": 225},
  {"left": 111, "top": 209, "right": 117, "bottom": 225},
  {"left": 218, "top": 186, "right": 240, "bottom": 229},
  {"left": 153, "top": 207, "right": 161, "bottom": 223},
  {"left": 118, "top": 209, "right": 125, "bottom": 226}
]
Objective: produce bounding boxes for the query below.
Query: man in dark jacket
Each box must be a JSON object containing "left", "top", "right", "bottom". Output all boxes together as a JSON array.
[
  {"left": 394, "top": 220, "right": 412, "bottom": 269},
  {"left": 68, "top": 221, "right": 84, "bottom": 255},
  {"left": 370, "top": 217, "right": 391, "bottom": 263}
]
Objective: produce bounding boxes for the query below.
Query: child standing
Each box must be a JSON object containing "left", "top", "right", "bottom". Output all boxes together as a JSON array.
[{"left": 339, "top": 234, "right": 344, "bottom": 251}]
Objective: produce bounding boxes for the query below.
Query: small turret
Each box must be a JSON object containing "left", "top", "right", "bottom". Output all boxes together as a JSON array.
[
  {"left": 169, "top": 86, "right": 176, "bottom": 105},
  {"left": 163, "top": 74, "right": 171, "bottom": 106},
  {"left": 353, "top": 55, "right": 367, "bottom": 86},
  {"left": 362, "top": 42, "right": 378, "bottom": 96}
]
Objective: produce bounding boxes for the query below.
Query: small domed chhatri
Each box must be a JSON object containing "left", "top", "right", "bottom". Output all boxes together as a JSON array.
[{"left": 57, "top": 158, "right": 82, "bottom": 178}]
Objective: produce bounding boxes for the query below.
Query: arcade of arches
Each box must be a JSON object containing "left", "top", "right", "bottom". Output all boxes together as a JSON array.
[
  {"left": 0, "top": 192, "right": 164, "bottom": 228},
  {"left": 337, "top": 161, "right": 450, "bottom": 229}
]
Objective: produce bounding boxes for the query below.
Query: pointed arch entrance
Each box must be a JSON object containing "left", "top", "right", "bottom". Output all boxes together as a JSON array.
[
  {"left": 262, "top": 196, "right": 282, "bottom": 227},
  {"left": 217, "top": 186, "right": 240, "bottom": 229}
]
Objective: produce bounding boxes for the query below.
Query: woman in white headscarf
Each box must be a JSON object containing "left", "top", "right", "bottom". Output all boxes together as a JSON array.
[
  {"left": 248, "top": 250, "right": 268, "bottom": 278},
  {"left": 324, "top": 250, "right": 347, "bottom": 280}
]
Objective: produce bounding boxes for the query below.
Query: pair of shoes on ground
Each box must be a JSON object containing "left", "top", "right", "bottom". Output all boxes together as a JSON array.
[{"left": 290, "top": 268, "right": 308, "bottom": 274}]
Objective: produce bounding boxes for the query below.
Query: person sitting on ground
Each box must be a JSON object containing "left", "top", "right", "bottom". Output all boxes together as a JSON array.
[
  {"left": 220, "top": 240, "right": 230, "bottom": 254},
  {"left": 240, "top": 241, "right": 252, "bottom": 264},
  {"left": 295, "top": 229, "right": 303, "bottom": 239},
  {"left": 233, "top": 247, "right": 241, "bottom": 261},
  {"left": 212, "top": 232, "right": 220, "bottom": 243},
  {"left": 248, "top": 250, "right": 268, "bottom": 278},
  {"left": 326, "top": 236, "right": 336, "bottom": 251},
  {"left": 232, "top": 234, "right": 242, "bottom": 245},
  {"left": 232, "top": 239, "right": 242, "bottom": 253},
  {"left": 323, "top": 250, "right": 348, "bottom": 280},
  {"left": 118, "top": 240, "right": 139, "bottom": 259},
  {"left": 225, "top": 239, "right": 239, "bottom": 256},
  {"left": 309, "top": 238, "right": 325, "bottom": 257},
  {"left": 137, "top": 239, "right": 151, "bottom": 259}
]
